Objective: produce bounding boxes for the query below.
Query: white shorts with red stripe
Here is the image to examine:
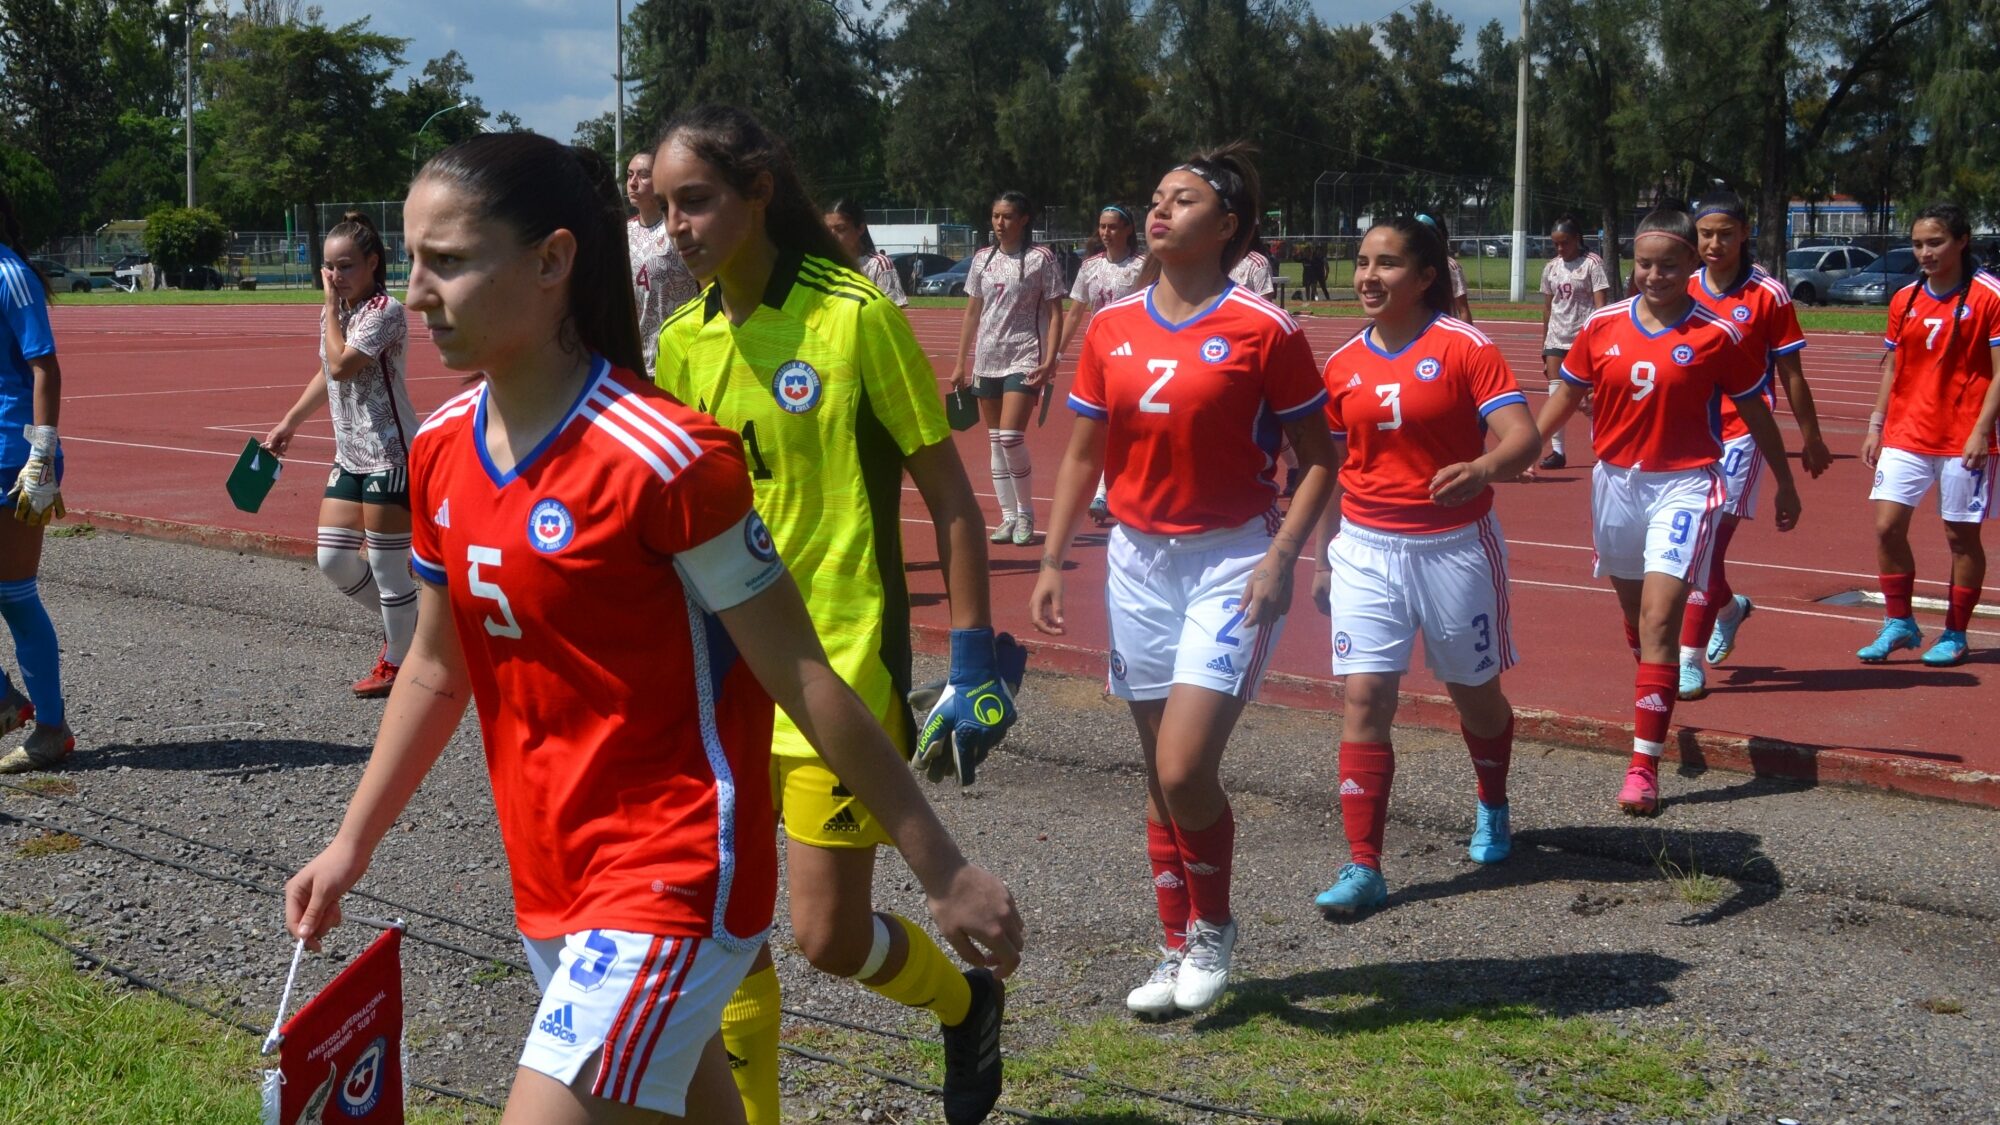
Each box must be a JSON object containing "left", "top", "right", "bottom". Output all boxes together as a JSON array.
[
  {"left": 1718, "top": 433, "right": 1764, "bottom": 518},
  {"left": 1325, "top": 513, "right": 1516, "bottom": 686},
  {"left": 1870, "top": 446, "right": 1996, "bottom": 524},
  {"left": 1590, "top": 462, "right": 1726, "bottom": 586},
  {"left": 520, "top": 928, "right": 755, "bottom": 1115},
  {"left": 1105, "top": 513, "right": 1284, "bottom": 702}
]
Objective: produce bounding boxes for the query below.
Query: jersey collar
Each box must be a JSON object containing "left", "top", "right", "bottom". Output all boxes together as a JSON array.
[
  {"left": 1144, "top": 280, "right": 1234, "bottom": 333},
  {"left": 1922, "top": 278, "right": 1968, "bottom": 301},
  {"left": 701, "top": 249, "right": 804, "bottom": 323},
  {"left": 1695, "top": 265, "right": 1751, "bottom": 300},
  {"left": 474, "top": 354, "right": 608, "bottom": 487},
  {"left": 1627, "top": 297, "right": 1697, "bottom": 339},
  {"left": 1362, "top": 312, "right": 1441, "bottom": 360}
]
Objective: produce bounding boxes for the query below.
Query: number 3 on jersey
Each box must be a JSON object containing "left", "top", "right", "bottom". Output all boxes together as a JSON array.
[{"left": 467, "top": 545, "right": 523, "bottom": 639}]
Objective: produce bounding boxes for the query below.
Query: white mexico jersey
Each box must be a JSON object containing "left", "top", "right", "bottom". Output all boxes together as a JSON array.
[{"left": 1069, "top": 251, "right": 1147, "bottom": 311}]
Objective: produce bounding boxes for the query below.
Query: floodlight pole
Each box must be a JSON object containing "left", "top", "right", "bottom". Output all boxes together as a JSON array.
[
  {"left": 183, "top": 5, "right": 196, "bottom": 207},
  {"left": 1509, "top": 0, "right": 1530, "bottom": 303},
  {"left": 614, "top": 0, "right": 624, "bottom": 159}
]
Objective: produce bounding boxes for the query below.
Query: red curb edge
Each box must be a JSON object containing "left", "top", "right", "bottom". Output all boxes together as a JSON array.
[{"left": 67, "top": 510, "right": 1993, "bottom": 809}]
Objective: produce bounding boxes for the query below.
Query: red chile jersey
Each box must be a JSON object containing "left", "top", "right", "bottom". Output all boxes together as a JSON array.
[
  {"left": 1070, "top": 283, "right": 1325, "bottom": 535},
  {"left": 1882, "top": 273, "right": 2000, "bottom": 455},
  {"left": 408, "top": 358, "right": 785, "bottom": 945},
  {"left": 1689, "top": 265, "right": 1805, "bottom": 442},
  {"left": 1323, "top": 316, "right": 1528, "bottom": 534},
  {"left": 1560, "top": 298, "right": 1766, "bottom": 471}
]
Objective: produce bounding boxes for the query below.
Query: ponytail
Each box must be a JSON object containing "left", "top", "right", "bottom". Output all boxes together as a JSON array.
[
  {"left": 1136, "top": 140, "right": 1263, "bottom": 288},
  {"left": 325, "top": 209, "right": 389, "bottom": 293},
  {"left": 827, "top": 198, "right": 876, "bottom": 256}
]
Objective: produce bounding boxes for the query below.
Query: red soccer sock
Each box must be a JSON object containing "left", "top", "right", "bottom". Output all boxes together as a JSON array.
[
  {"left": 1947, "top": 585, "right": 1980, "bottom": 633},
  {"left": 1682, "top": 523, "right": 1739, "bottom": 646},
  {"left": 1622, "top": 619, "right": 1643, "bottom": 661},
  {"left": 1146, "top": 819, "right": 1191, "bottom": 950},
  {"left": 1337, "top": 741, "right": 1395, "bottom": 870},
  {"left": 1634, "top": 661, "right": 1678, "bottom": 747},
  {"left": 1174, "top": 807, "right": 1235, "bottom": 926},
  {"left": 1463, "top": 718, "right": 1514, "bottom": 807},
  {"left": 1629, "top": 749, "right": 1660, "bottom": 773},
  {"left": 1881, "top": 573, "right": 1916, "bottom": 620}
]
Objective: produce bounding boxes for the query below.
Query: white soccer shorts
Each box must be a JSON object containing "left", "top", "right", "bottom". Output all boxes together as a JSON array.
[
  {"left": 1104, "top": 514, "right": 1284, "bottom": 702},
  {"left": 520, "top": 929, "right": 755, "bottom": 1115},
  {"left": 1870, "top": 446, "right": 1995, "bottom": 524},
  {"left": 1717, "top": 433, "right": 1764, "bottom": 519},
  {"left": 1590, "top": 462, "right": 1726, "bottom": 585},
  {"left": 1326, "top": 513, "right": 1517, "bottom": 685}
]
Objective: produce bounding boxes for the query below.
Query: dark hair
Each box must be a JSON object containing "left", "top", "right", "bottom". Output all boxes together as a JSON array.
[
  {"left": 325, "top": 210, "right": 388, "bottom": 293},
  {"left": 1097, "top": 203, "right": 1138, "bottom": 257},
  {"left": 826, "top": 198, "right": 876, "bottom": 256},
  {"left": 990, "top": 190, "right": 1036, "bottom": 253},
  {"left": 1691, "top": 189, "right": 1754, "bottom": 281},
  {"left": 417, "top": 132, "right": 643, "bottom": 374},
  {"left": 1551, "top": 213, "right": 1583, "bottom": 241},
  {"left": 1369, "top": 216, "right": 1456, "bottom": 317},
  {"left": 1898, "top": 201, "right": 1979, "bottom": 360},
  {"left": 1139, "top": 141, "right": 1263, "bottom": 286},
  {"left": 656, "top": 104, "right": 853, "bottom": 271},
  {"left": 0, "top": 188, "right": 49, "bottom": 307},
  {"left": 1632, "top": 206, "right": 1698, "bottom": 260}
]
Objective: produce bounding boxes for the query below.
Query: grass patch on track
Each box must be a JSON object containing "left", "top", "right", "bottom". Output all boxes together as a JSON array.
[{"left": 0, "top": 914, "right": 495, "bottom": 1123}]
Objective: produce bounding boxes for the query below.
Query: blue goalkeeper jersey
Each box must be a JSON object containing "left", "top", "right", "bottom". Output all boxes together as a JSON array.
[{"left": 0, "top": 245, "right": 54, "bottom": 468}]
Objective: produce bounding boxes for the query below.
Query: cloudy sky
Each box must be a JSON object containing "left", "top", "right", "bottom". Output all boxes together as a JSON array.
[{"left": 311, "top": 0, "right": 1523, "bottom": 142}]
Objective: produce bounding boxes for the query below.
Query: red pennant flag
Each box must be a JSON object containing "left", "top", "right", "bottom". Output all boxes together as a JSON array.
[{"left": 266, "top": 927, "right": 405, "bottom": 1124}]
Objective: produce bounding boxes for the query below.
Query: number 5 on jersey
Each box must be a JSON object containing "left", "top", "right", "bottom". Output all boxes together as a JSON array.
[{"left": 467, "top": 545, "right": 523, "bottom": 639}]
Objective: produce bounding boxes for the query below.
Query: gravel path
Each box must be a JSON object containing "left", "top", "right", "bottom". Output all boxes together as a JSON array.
[{"left": 1, "top": 531, "right": 1995, "bottom": 1123}]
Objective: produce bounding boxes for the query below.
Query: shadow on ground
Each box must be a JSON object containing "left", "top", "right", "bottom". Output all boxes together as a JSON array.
[{"left": 58, "top": 738, "right": 367, "bottom": 778}]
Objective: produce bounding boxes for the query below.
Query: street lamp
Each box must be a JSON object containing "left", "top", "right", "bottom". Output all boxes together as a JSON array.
[
  {"left": 166, "top": 5, "right": 206, "bottom": 208},
  {"left": 411, "top": 99, "right": 471, "bottom": 177}
]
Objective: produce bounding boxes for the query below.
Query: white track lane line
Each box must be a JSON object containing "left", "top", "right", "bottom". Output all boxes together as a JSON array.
[
  {"left": 61, "top": 435, "right": 334, "bottom": 468},
  {"left": 1508, "top": 576, "right": 2000, "bottom": 642}
]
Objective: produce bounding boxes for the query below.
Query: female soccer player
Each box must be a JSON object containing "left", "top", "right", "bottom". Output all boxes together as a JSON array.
[
  {"left": 264, "top": 212, "right": 418, "bottom": 699},
  {"left": 950, "top": 192, "right": 1065, "bottom": 545},
  {"left": 1534, "top": 216, "right": 1612, "bottom": 471},
  {"left": 1308, "top": 216, "right": 1537, "bottom": 916},
  {"left": 1415, "top": 214, "right": 1472, "bottom": 322},
  {"left": 652, "top": 106, "right": 1021, "bottom": 1125},
  {"left": 1533, "top": 208, "right": 1800, "bottom": 816},
  {"left": 1031, "top": 144, "right": 1337, "bottom": 1015},
  {"left": 1860, "top": 202, "right": 2000, "bottom": 667},
  {"left": 285, "top": 133, "right": 1022, "bottom": 1125},
  {"left": 1677, "top": 190, "right": 1832, "bottom": 699},
  {"left": 1229, "top": 237, "right": 1276, "bottom": 299},
  {"left": 1057, "top": 204, "right": 1147, "bottom": 527},
  {"left": 625, "top": 148, "right": 700, "bottom": 376},
  {"left": 0, "top": 188, "right": 72, "bottom": 775},
  {"left": 825, "top": 199, "right": 908, "bottom": 306}
]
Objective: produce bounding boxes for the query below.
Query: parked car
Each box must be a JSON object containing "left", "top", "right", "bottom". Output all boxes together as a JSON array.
[
  {"left": 1782, "top": 245, "right": 1875, "bottom": 305},
  {"left": 1827, "top": 247, "right": 1921, "bottom": 306},
  {"left": 26, "top": 257, "right": 109, "bottom": 293},
  {"left": 915, "top": 256, "right": 974, "bottom": 297},
  {"left": 173, "top": 264, "right": 228, "bottom": 290},
  {"left": 890, "top": 252, "right": 955, "bottom": 295}
]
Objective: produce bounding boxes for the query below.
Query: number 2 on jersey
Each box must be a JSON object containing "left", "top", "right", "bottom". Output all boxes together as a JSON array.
[{"left": 1139, "top": 359, "right": 1178, "bottom": 414}]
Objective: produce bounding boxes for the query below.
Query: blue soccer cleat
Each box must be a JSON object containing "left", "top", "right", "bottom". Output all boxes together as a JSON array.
[
  {"left": 1857, "top": 616, "right": 1923, "bottom": 663},
  {"left": 1921, "top": 629, "right": 1970, "bottom": 667},
  {"left": 1705, "top": 595, "right": 1753, "bottom": 665},
  {"left": 1468, "top": 802, "right": 1511, "bottom": 864},
  {"left": 1677, "top": 651, "right": 1708, "bottom": 701},
  {"left": 1314, "top": 863, "right": 1388, "bottom": 917}
]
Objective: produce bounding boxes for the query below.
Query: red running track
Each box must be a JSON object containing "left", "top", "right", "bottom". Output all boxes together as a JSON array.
[{"left": 48, "top": 303, "right": 1998, "bottom": 797}]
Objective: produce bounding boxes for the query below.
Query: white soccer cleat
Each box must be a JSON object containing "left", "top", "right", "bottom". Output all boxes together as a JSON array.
[
  {"left": 1172, "top": 918, "right": 1237, "bottom": 1012},
  {"left": 1125, "top": 947, "right": 1181, "bottom": 1017}
]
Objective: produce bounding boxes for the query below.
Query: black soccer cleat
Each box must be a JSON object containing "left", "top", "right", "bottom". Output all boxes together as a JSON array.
[
  {"left": 941, "top": 968, "right": 1004, "bottom": 1125},
  {"left": 1536, "top": 451, "right": 1567, "bottom": 471}
]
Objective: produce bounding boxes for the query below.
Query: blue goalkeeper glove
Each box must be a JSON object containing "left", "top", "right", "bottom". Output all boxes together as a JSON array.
[{"left": 909, "top": 628, "right": 1028, "bottom": 786}]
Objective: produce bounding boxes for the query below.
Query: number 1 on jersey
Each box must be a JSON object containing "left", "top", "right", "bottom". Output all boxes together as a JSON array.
[{"left": 742, "top": 420, "right": 774, "bottom": 480}]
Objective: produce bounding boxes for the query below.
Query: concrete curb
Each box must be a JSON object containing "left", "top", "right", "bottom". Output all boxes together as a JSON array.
[{"left": 67, "top": 510, "right": 1993, "bottom": 810}]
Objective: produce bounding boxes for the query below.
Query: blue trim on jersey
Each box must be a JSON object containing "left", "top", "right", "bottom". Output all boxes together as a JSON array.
[
  {"left": 1067, "top": 394, "right": 1108, "bottom": 420},
  {"left": 1478, "top": 391, "right": 1529, "bottom": 418},
  {"left": 1922, "top": 279, "right": 1969, "bottom": 301},
  {"left": 1628, "top": 299, "right": 1698, "bottom": 339},
  {"left": 1361, "top": 314, "right": 1441, "bottom": 361},
  {"left": 1771, "top": 339, "right": 1807, "bottom": 356},
  {"left": 410, "top": 549, "right": 447, "bottom": 586},
  {"left": 1143, "top": 281, "right": 1234, "bottom": 333},
  {"left": 1707, "top": 387, "right": 1725, "bottom": 445},
  {"left": 0, "top": 247, "right": 54, "bottom": 468},
  {"left": 1274, "top": 388, "right": 1329, "bottom": 423},
  {"left": 1696, "top": 266, "right": 1752, "bottom": 300},
  {"left": 474, "top": 355, "right": 608, "bottom": 487},
  {"left": 1728, "top": 370, "right": 1774, "bottom": 402},
  {"left": 1329, "top": 430, "right": 1349, "bottom": 441},
  {"left": 1558, "top": 366, "right": 1591, "bottom": 388}
]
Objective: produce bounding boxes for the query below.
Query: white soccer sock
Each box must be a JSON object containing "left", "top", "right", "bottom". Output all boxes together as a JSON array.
[
  {"left": 1679, "top": 645, "right": 1702, "bottom": 667},
  {"left": 997, "top": 429, "right": 1032, "bottom": 519},
  {"left": 365, "top": 530, "right": 418, "bottom": 665},
  {"left": 988, "top": 432, "right": 1018, "bottom": 521},
  {"left": 1633, "top": 738, "right": 1665, "bottom": 759},
  {"left": 1546, "top": 383, "right": 1565, "bottom": 454},
  {"left": 1093, "top": 472, "right": 1109, "bottom": 503},
  {"left": 316, "top": 527, "right": 377, "bottom": 615}
]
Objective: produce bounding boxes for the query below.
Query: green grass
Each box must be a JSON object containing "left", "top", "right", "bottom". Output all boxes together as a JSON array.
[
  {"left": 0, "top": 914, "right": 495, "bottom": 1124},
  {"left": 789, "top": 974, "right": 1719, "bottom": 1123},
  {"left": 1651, "top": 843, "right": 1731, "bottom": 910}
]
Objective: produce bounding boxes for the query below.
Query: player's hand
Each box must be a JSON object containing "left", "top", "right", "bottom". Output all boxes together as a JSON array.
[
  {"left": 1772, "top": 481, "right": 1802, "bottom": 532},
  {"left": 321, "top": 268, "right": 339, "bottom": 305},
  {"left": 1962, "top": 434, "right": 1990, "bottom": 472},
  {"left": 9, "top": 427, "right": 62, "bottom": 526},
  {"left": 949, "top": 363, "right": 971, "bottom": 393},
  {"left": 1577, "top": 390, "right": 1595, "bottom": 418},
  {"left": 911, "top": 629, "right": 1027, "bottom": 786},
  {"left": 924, "top": 861, "right": 1025, "bottom": 979},
  {"left": 1029, "top": 564, "right": 1066, "bottom": 635},
  {"left": 1429, "top": 459, "right": 1491, "bottom": 508},
  {"left": 1023, "top": 359, "right": 1059, "bottom": 389},
  {"left": 285, "top": 839, "right": 370, "bottom": 952},
  {"left": 1861, "top": 431, "right": 1883, "bottom": 468},
  {"left": 1800, "top": 434, "right": 1833, "bottom": 479},
  {"left": 1312, "top": 569, "right": 1333, "bottom": 616},
  {"left": 261, "top": 422, "right": 297, "bottom": 458},
  {"left": 1239, "top": 547, "right": 1295, "bottom": 628}
]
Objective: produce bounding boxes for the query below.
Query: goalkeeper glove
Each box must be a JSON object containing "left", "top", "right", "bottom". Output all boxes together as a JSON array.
[
  {"left": 910, "top": 628, "right": 1028, "bottom": 786},
  {"left": 9, "top": 426, "right": 62, "bottom": 526}
]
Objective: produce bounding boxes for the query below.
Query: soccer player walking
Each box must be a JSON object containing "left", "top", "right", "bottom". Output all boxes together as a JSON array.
[
  {"left": 1533, "top": 208, "right": 1800, "bottom": 816},
  {"left": 264, "top": 212, "right": 418, "bottom": 699},
  {"left": 651, "top": 106, "right": 1021, "bottom": 1125},
  {"left": 625, "top": 148, "right": 700, "bottom": 377},
  {"left": 1677, "top": 190, "right": 1832, "bottom": 699},
  {"left": 1056, "top": 204, "right": 1148, "bottom": 527},
  {"left": 1032, "top": 144, "right": 1336, "bottom": 1015},
  {"left": 950, "top": 192, "right": 1065, "bottom": 546},
  {"left": 285, "top": 133, "right": 1021, "bottom": 1125},
  {"left": 1309, "top": 216, "right": 1538, "bottom": 917},
  {"left": 825, "top": 199, "right": 909, "bottom": 306},
  {"left": 1533, "top": 216, "right": 1612, "bottom": 472},
  {"left": 1860, "top": 202, "right": 2000, "bottom": 667}
]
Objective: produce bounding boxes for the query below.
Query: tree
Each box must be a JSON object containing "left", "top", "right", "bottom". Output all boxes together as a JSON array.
[
  {"left": 493, "top": 110, "right": 527, "bottom": 133},
  {"left": 0, "top": 144, "right": 60, "bottom": 249},
  {"left": 142, "top": 204, "right": 228, "bottom": 271},
  {"left": 1533, "top": 0, "right": 1653, "bottom": 286},
  {"left": 393, "top": 49, "right": 491, "bottom": 174},
  {"left": 1055, "top": 0, "right": 1159, "bottom": 210},
  {"left": 573, "top": 111, "right": 616, "bottom": 163},
  {"left": 0, "top": 0, "right": 114, "bottom": 234}
]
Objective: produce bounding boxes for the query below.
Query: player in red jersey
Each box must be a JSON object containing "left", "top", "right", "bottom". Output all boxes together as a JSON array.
[
  {"left": 283, "top": 134, "right": 1022, "bottom": 1125},
  {"left": 1532, "top": 207, "right": 1801, "bottom": 817},
  {"left": 1031, "top": 144, "right": 1336, "bottom": 1016},
  {"left": 1860, "top": 202, "right": 2000, "bottom": 667},
  {"left": 1676, "top": 190, "right": 1832, "bottom": 700},
  {"left": 1307, "top": 216, "right": 1538, "bottom": 917}
]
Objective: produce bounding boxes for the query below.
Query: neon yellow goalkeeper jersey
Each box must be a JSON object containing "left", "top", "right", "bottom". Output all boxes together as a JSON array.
[{"left": 655, "top": 251, "right": 950, "bottom": 759}]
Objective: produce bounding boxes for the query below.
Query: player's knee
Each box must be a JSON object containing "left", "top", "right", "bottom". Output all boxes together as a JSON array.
[
  {"left": 1152, "top": 752, "right": 1219, "bottom": 807},
  {"left": 1942, "top": 525, "right": 1984, "bottom": 558},
  {"left": 315, "top": 531, "right": 371, "bottom": 594},
  {"left": 790, "top": 911, "right": 873, "bottom": 978}
]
